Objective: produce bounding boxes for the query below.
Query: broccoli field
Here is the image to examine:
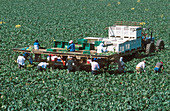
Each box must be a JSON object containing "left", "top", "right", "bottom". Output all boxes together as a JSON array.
[{"left": 0, "top": 0, "right": 170, "bottom": 110}]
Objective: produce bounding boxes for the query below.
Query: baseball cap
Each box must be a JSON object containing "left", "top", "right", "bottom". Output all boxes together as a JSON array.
[
  {"left": 93, "top": 58, "right": 97, "bottom": 61},
  {"left": 69, "top": 40, "right": 73, "bottom": 43}
]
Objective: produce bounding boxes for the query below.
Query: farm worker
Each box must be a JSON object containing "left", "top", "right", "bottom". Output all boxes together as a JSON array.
[
  {"left": 33, "top": 40, "right": 41, "bottom": 61},
  {"left": 57, "top": 57, "right": 66, "bottom": 66},
  {"left": 47, "top": 55, "right": 50, "bottom": 61},
  {"left": 51, "top": 55, "right": 58, "bottom": 61},
  {"left": 57, "top": 57, "right": 61, "bottom": 62},
  {"left": 29, "top": 55, "right": 33, "bottom": 65},
  {"left": 154, "top": 61, "right": 163, "bottom": 73},
  {"left": 136, "top": 60, "right": 146, "bottom": 73},
  {"left": 47, "top": 54, "right": 53, "bottom": 61},
  {"left": 87, "top": 58, "right": 92, "bottom": 64},
  {"left": 33, "top": 40, "right": 40, "bottom": 50},
  {"left": 37, "top": 62, "right": 49, "bottom": 71},
  {"left": 91, "top": 58, "right": 100, "bottom": 74},
  {"left": 67, "top": 40, "right": 75, "bottom": 52},
  {"left": 118, "top": 57, "right": 125, "bottom": 73},
  {"left": 23, "top": 52, "right": 30, "bottom": 59},
  {"left": 66, "top": 56, "right": 75, "bottom": 74},
  {"left": 17, "top": 54, "right": 26, "bottom": 69},
  {"left": 97, "top": 43, "right": 104, "bottom": 53}
]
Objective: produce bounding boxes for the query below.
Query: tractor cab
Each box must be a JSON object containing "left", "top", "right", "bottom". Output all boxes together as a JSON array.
[
  {"left": 142, "top": 28, "right": 154, "bottom": 42},
  {"left": 141, "top": 28, "right": 155, "bottom": 51},
  {"left": 141, "top": 27, "right": 164, "bottom": 54}
]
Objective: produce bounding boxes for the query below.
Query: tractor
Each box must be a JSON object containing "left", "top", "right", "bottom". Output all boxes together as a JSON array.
[{"left": 141, "top": 28, "right": 164, "bottom": 54}]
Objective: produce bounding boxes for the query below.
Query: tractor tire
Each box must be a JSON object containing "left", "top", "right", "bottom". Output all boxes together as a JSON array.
[
  {"left": 146, "top": 43, "right": 155, "bottom": 54},
  {"left": 156, "top": 40, "right": 164, "bottom": 51}
]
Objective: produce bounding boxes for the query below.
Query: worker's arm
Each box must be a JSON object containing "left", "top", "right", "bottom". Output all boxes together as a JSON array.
[
  {"left": 17, "top": 58, "right": 19, "bottom": 63},
  {"left": 67, "top": 44, "right": 72, "bottom": 49},
  {"left": 97, "top": 63, "right": 100, "bottom": 69},
  {"left": 101, "top": 48, "right": 104, "bottom": 53},
  {"left": 23, "top": 57, "right": 25, "bottom": 61},
  {"left": 143, "top": 63, "right": 146, "bottom": 72}
]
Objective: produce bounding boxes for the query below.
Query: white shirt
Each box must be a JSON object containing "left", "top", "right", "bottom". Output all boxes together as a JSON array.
[
  {"left": 47, "top": 56, "right": 58, "bottom": 61},
  {"left": 38, "top": 62, "right": 48, "bottom": 69},
  {"left": 34, "top": 45, "right": 38, "bottom": 49},
  {"left": 87, "top": 59, "right": 92, "bottom": 64},
  {"left": 51, "top": 56, "right": 58, "bottom": 61},
  {"left": 136, "top": 61, "right": 145, "bottom": 69},
  {"left": 47, "top": 56, "right": 50, "bottom": 61},
  {"left": 97, "top": 46, "right": 104, "bottom": 53},
  {"left": 17, "top": 56, "right": 25, "bottom": 65},
  {"left": 103, "top": 47, "right": 107, "bottom": 52},
  {"left": 120, "top": 57, "right": 125, "bottom": 68},
  {"left": 91, "top": 61, "right": 100, "bottom": 71}
]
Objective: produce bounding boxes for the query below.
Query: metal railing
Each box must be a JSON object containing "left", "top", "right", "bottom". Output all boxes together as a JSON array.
[{"left": 115, "top": 21, "right": 142, "bottom": 26}]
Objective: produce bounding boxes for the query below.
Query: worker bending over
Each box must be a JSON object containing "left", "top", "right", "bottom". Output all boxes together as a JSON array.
[
  {"left": 17, "top": 54, "right": 25, "bottom": 69},
  {"left": 66, "top": 56, "right": 75, "bottom": 74},
  {"left": 23, "top": 52, "right": 30, "bottom": 59},
  {"left": 118, "top": 57, "right": 125, "bottom": 73},
  {"left": 67, "top": 40, "right": 75, "bottom": 52},
  {"left": 37, "top": 62, "right": 49, "bottom": 71},
  {"left": 91, "top": 58, "right": 100, "bottom": 74},
  {"left": 23, "top": 52, "right": 33, "bottom": 65},
  {"left": 97, "top": 43, "right": 104, "bottom": 53},
  {"left": 154, "top": 61, "right": 163, "bottom": 73},
  {"left": 136, "top": 60, "right": 146, "bottom": 73}
]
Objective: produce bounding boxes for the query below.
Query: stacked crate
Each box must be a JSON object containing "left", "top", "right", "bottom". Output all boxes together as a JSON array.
[
  {"left": 78, "top": 39, "right": 95, "bottom": 51},
  {"left": 84, "top": 43, "right": 95, "bottom": 50},
  {"left": 53, "top": 40, "right": 69, "bottom": 48},
  {"left": 94, "top": 41, "right": 104, "bottom": 47}
]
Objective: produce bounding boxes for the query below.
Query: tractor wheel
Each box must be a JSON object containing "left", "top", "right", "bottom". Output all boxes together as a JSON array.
[
  {"left": 146, "top": 43, "right": 155, "bottom": 54},
  {"left": 156, "top": 40, "right": 164, "bottom": 51}
]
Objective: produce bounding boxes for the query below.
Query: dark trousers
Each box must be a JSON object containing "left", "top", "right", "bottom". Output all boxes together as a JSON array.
[
  {"left": 91, "top": 70, "right": 98, "bottom": 74},
  {"left": 18, "top": 64, "right": 24, "bottom": 69},
  {"left": 37, "top": 66, "right": 46, "bottom": 71},
  {"left": 35, "top": 54, "right": 41, "bottom": 61},
  {"left": 154, "top": 67, "right": 161, "bottom": 73}
]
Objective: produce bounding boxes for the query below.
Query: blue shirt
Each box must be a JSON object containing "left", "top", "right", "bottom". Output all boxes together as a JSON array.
[
  {"left": 33, "top": 42, "right": 40, "bottom": 49},
  {"left": 29, "top": 57, "right": 33, "bottom": 64},
  {"left": 23, "top": 52, "right": 30, "bottom": 57},
  {"left": 67, "top": 43, "right": 75, "bottom": 52}
]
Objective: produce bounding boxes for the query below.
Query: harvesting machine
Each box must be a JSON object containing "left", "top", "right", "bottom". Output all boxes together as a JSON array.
[
  {"left": 85, "top": 21, "right": 164, "bottom": 54},
  {"left": 13, "top": 21, "right": 164, "bottom": 71}
]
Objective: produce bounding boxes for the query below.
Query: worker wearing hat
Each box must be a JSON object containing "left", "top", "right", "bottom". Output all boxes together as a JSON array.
[
  {"left": 154, "top": 61, "right": 163, "bottom": 73},
  {"left": 91, "top": 58, "right": 100, "bottom": 74},
  {"left": 33, "top": 40, "right": 41, "bottom": 61},
  {"left": 17, "top": 54, "right": 26, "bottom": 69},
  {"left": 23, "top": 52, "right": 30, "bottom": 59},
  {"left": 97, "top": 43, "right": 104, "bottom": 53},
  {"left": 66, "top": 56, "right": 75, "bottom": 74},
  {"left": 33, "top": 40, "right": 40, "bottom": 50},
  {"left": 37, "top": 62, "right": 49, "bottom": 71},
  {"left": 67, "top": 40, "right": 75, "bottom": 52},
  {"left": 118, "top": 57, "right": 125, "bottom": 73},
  {"left": 136, "top": 60, "right": 146, "bottom": 74}
]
